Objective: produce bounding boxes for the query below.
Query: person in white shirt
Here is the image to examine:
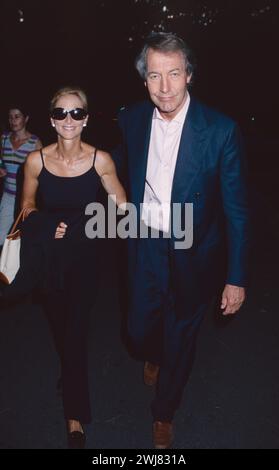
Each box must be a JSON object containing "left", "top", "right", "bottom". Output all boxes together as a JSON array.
[{"left": 113, "top": 32, "right": 250, "bottom": 449}]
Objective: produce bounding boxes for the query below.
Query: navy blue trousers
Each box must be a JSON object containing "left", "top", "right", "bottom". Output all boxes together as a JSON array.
[{"left": 128, "top": 236, "right": 211, "bottom": 422}]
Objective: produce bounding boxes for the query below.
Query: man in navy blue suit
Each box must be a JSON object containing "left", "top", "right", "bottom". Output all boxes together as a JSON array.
[{"left": 115, "top": 32, "right": 250, "bottom": 449}]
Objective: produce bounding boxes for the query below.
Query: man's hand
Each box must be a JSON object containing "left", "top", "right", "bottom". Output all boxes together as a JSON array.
[
  {"left": 221, "top": 284, "right": 246, "bottom": 315},
  {"left": 55, "top": 222, "right": 67, "bottom": 239},
  {"left": 0, "top": 168, "right": 7, "bottom": 177}
]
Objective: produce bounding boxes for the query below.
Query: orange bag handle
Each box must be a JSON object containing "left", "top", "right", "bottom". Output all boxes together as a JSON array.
[{"left": 8, "top": 207, "right": 30, "bottom": 236}]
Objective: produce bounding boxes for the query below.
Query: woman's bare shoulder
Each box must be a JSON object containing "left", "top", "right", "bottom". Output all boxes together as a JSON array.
[
  {"left": 81, "top": 142, "right": 95, "bottom": 155},
  {"left": 95, "top": 148, "right": 112, "bottom": 163},
  {"left": 42, "top": 143, "right": 57, "bottom": 157},
  {"left": 26, "top": 144, "right": 55, "bottom": 174},
  {"left": 94, "top": 149, "right": 115, "bottom": 177}
]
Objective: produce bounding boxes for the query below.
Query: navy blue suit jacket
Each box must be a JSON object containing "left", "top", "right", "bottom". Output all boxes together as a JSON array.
[{"left": 113, "top": 97, "right": 250, "bottom": 314}]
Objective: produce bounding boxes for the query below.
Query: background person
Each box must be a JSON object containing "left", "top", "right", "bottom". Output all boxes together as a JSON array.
[{"left": 0, "top": 105, "right": 42, "bottom": 246}]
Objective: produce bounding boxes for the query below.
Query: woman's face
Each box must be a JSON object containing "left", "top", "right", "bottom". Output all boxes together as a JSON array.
[
  {"left": 50, "top": 94, "right": 88, "bottom": 141},
  {"left": 9, "top": 109, "right": 28, "bottom": 133}
]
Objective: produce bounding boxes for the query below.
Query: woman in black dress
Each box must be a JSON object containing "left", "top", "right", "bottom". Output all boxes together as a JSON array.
[{"left": 1, "top": 86, "right": 126, "bottom": 448}]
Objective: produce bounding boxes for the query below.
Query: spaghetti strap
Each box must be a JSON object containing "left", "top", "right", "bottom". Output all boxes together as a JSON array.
[
  {"left": 92, "top": 148, "right": 97, "bottom": 169},
  {"left": 40, "top": 149, "right": 45, "bottom": 167}
]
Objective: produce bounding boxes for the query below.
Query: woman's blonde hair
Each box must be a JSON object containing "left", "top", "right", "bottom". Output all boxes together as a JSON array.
[{"left": 50, "top": 86, "right": 88, "bottom": 112}]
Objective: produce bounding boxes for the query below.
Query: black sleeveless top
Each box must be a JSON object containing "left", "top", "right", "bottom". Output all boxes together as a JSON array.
[{"left": 37, "top": 148, "right": 101, "bottom": 241}]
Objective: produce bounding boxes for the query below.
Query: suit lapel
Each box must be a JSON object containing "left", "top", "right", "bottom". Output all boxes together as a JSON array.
[
  {"left": 171, "top": 98, "right": 210, "bottom": 203},
  {"left": 131, "top": 102, "right": 154, "bottom": 208}
]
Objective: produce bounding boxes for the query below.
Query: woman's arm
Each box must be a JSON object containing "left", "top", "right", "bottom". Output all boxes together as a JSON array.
[
  {"left": 21, "top": 151, "right": 41, "bottom": 216},
  {"left": 96, "top": 150, "right": 127, "bottom": 207},
  {"left": 22, "top": 150, "right": 67, "bottom": 238}
]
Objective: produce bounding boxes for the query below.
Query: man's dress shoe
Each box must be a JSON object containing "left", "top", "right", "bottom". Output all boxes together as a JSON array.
[{"left": 153, "top": 421, "right": 173, "bottom": 449}]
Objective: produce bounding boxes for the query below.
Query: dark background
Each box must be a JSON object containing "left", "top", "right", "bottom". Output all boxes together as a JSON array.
[
  {"left": 0, "top": 0, "right": 278, "bottom": 147},
  {"left": 0, "top": 0, "right": 278, "bottom": 201}
]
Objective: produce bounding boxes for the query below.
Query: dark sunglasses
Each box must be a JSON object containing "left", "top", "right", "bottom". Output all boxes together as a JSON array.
[{"left": 50, "top": 107, "right": 88, "bottom": 121}]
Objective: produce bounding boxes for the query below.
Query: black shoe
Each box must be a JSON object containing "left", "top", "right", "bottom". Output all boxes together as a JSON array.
[{"left": 68, "top": 430, "right": 86, "bottom": 449}]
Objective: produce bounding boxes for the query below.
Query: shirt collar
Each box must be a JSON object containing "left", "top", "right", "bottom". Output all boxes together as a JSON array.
[{"left": 153, "top": 92, "right": 190, "bottom": 124}]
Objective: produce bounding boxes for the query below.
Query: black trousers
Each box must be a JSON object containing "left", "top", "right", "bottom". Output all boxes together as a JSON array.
[
  {"left": 128, "top": 236, "right": 211, "bottom": 422},
  {"left": 43, "top": 240, "right": 97, "bottom": 424},
  {"left": 2, "top": 223, "right": 97, "bottom": 424},
  {"left": 44, "top": 289, "right": 92, "bottom": 424}
]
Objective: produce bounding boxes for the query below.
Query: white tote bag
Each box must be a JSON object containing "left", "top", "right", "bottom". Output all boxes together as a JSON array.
[{"left": 0, "top": 208, "right": 28, "bottom": 284}]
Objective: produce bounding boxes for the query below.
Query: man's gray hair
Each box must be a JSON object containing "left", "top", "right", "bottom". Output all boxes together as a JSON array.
[{"left": 135, "top": 32, "right": 195, "bottom": 84}]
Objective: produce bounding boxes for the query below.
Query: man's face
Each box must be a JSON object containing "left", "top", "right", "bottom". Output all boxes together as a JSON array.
[{"left": 145, "top": 49, "right": 191, "bottom": 120}]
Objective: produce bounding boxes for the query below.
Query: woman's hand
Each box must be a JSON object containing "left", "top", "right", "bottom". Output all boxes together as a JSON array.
[
  {"left": 0, "top": 168, "right": 7, "bottom": 177},
  {"left": 55, "top": 222, "right": 68, "bottom": 239}
]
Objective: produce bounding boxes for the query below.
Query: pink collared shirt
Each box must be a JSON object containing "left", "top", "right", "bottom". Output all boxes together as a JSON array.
[{"left": 142, "top": 93, "right": 190, "bottom": 232}]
